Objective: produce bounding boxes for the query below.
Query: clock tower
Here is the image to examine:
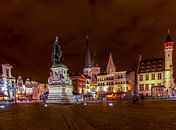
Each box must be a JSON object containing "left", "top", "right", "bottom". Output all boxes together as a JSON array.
[{"left": 164, "top": 30, "right": 175, "bottom": 96}]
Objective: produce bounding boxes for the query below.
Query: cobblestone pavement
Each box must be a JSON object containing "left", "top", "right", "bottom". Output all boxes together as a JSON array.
[{"left": 0, "top": 100, "right": 176, "bottom": 130}]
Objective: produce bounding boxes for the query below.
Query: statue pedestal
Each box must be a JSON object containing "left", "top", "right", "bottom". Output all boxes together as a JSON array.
[
  {"left": 46, "top": 85, "right": 76, "bottom": 104},
  {"left": 46, "top": 64, "right": 76, "bottom": 104}
]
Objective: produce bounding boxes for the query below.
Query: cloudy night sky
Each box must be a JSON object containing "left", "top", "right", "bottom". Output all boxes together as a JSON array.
[{"left": 0, "top": 0, "right": 176, "bottom": 82}]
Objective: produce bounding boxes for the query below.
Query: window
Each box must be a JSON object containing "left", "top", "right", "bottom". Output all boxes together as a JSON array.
[
  {"left": 6, "top": 69, "right": 9, "bottom": 77},
  {"left": 151, "top": 84, "right": 155, "bottom": 87},
  {"left": 158, "top": 73, "right": 162, "bottom": 80},
  {"left": 146, "top": 74, "right": 149, "bottom": 80},
  {"left": 139, "top": 84, "right": 144, "bottom": 91},
  {"left": 139, "top": 75, "right": 143, "bottom": 81},
  {"left": 151, "top": 73, "right": 155, "bottom": 80},
  {"left": 145, "top": 84, "right": 149, "bottom": 90},
  {"left": 158, "top": 83, "right": 161, "bottom": 86}
]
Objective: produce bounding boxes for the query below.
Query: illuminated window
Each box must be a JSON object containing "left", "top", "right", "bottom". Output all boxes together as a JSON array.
[
  {"left": 139, "top": 84, "right": 144, "bottom": 91},
  {"left": 145, "top": 84, "right": 149, "bottom": 90},
  {"left": 151, "top": 84, "right": 155, "bottom": 87},
  {"left": 158, "top": 83, "right": 161, "bottom": 86},
  {"left": 146, "top": 74, "right": 149, "bottom": 80},
  {"left": 139, "top": 75, "right": 143, "bottom": 81},
  {"left": 158, "top": 73, "right": 162, "bottom": 80},
  {"left": 151, "top": 73, "right": 155, "bottom": 80}
]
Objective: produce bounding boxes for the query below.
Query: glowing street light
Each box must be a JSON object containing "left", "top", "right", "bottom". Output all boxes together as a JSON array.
[{"left": 108, "top": 102, "right": 113, "bottom": 107}]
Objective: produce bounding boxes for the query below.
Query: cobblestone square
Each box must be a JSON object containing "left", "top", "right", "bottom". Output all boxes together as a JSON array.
[{"left": 0, "top": 100, "right": 176, "bottom": 130}]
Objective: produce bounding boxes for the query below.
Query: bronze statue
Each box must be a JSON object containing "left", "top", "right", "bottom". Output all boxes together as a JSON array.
[{"left": 52, "top": 36, "right": 63, "bottom": 65}]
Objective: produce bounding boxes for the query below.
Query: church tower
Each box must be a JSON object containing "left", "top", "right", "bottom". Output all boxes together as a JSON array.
[
  {"left": 106, "top": 52, "right": 116, "bottom": 74},
  {"left": 164, "top": 30, "right": 175, "bottom": 96},
  {"left": 83, "top": 35, "right": 92, "bottom": 77}
]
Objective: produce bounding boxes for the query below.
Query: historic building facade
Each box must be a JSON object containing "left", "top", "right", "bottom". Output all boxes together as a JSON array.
[
  {"left": 96, "top": 53, "right": 135, "bottom": 99},
  {"left": 83, "top": 36, "right": 100, "bottom": 97},
  {"left": 138, "top": 32, "right": 175, "bottom": 96},
  {"left": 16, "top": 76, "right": 44, "bottom": 101},
  {"left": 138, "top": 58, "right": 165, "bottom": 96},
  {"left": 70, "top": 73, "right": 86, "bottom": 95},
  {"left": 0, "top": 64, "right": 46, "bottom": 101},
  {"left": 0, "top": 64, "right": 16, "bottom": 100},
  {"left": 81, "top": 41, "right": 135, "bottom": 99}
]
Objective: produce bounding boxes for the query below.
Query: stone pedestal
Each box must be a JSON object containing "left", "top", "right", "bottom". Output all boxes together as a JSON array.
[
  {"left": 46, "top": 85, "right": 76, "bottom": 104},
  {"left": 46, "top": 64, "right": 76, "bottom": 104}
]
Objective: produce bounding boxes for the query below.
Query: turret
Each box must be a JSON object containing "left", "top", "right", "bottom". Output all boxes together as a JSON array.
[
  {"left": 106, "top": 52, "right": 116, "bottom": 74},
  {"left": 164, "top": 30, "right": 175, "bottom": 96}
]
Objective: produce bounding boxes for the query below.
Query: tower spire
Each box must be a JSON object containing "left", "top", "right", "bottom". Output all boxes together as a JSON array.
[
  {"left": 165, "top": 29, "right": 172, "bottom": 42},
  {"left": 106, "top": 52, "right": 116, "bottom": 74},
  {"left": 92, "top": 51, "right": 96, "bottom": 67},
  {"left": 84, "top": 35, "right": 92, "bottom": 68},
  {"left": 52, "top": 36, "right": 63, "bottom": 66},
  {"left": 168, "top": 29, "right": 170, "bottom": 34}
]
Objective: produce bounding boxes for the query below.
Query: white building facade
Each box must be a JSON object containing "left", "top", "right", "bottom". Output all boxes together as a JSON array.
[
  {"left": 138, "top": 59, "right": 165, "bottom": 96},
  {"left": 0, "top": 64, "right": 16, "bottom": 100},
  {"left": 138, "top": 32, "right": 175, "bottom": 97}
]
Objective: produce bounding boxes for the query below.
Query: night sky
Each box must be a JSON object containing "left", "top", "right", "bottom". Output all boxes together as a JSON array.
[{"left": 0, "top": 0, "right": 176, "bottom": 82}]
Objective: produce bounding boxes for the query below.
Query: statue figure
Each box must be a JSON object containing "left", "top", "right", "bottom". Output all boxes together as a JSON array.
[{"left": 52, "top": 36, "right": 63, "bottom": 65}]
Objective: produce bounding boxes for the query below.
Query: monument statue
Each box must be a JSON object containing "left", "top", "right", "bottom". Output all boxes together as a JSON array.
[
  {"left": 52, "top": 36, "right": 63, "bottom": 66},
  {"left": 46, "top": 36, "right": 76, "bottom": 104}
]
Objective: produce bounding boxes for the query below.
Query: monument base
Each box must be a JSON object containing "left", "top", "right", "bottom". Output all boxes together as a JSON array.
[{"left": 46, "top": 85, "right": 76, "bottom": 104}]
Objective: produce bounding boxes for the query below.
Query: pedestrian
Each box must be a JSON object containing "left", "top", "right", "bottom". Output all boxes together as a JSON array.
[{"left": 140, "top": 95, "right": 144, "bottom": 105}]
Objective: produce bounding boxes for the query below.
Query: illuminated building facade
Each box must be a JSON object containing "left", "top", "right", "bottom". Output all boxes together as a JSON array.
[
  {"left": 16, "top": 76, "right": 25, "bottom": 100},
  {"left": 24, "top": 78, "right": 33, "bottom": 99},
  {"left": 83, "top": 36, "right": 100, "bottom": 96},
  {"left": 82, "top": 51, "right": 135, "bottom": 99},
  {"left": 138, "top": 58, "right": 165, "bottom": 96},
  {"left": 0, "top": 64, "right": 16, "bottom": 100},
  {"left": 97, "top": 71, "right": 134, "bottom": 97},
  {"left": 32, "top": 81, "right": 40, "bottom": 100},
  {"left": 16, "top": 76, "right": 43, "bottom": 100},
  {"left": 70, "top": 73, "right": 86, "bottom": 95},
  {"left": 96, "top": 53, "right": 134, "bottom": 98},
  {"left": 138, "top": 32, "right": 175, "bottom": 96}
]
